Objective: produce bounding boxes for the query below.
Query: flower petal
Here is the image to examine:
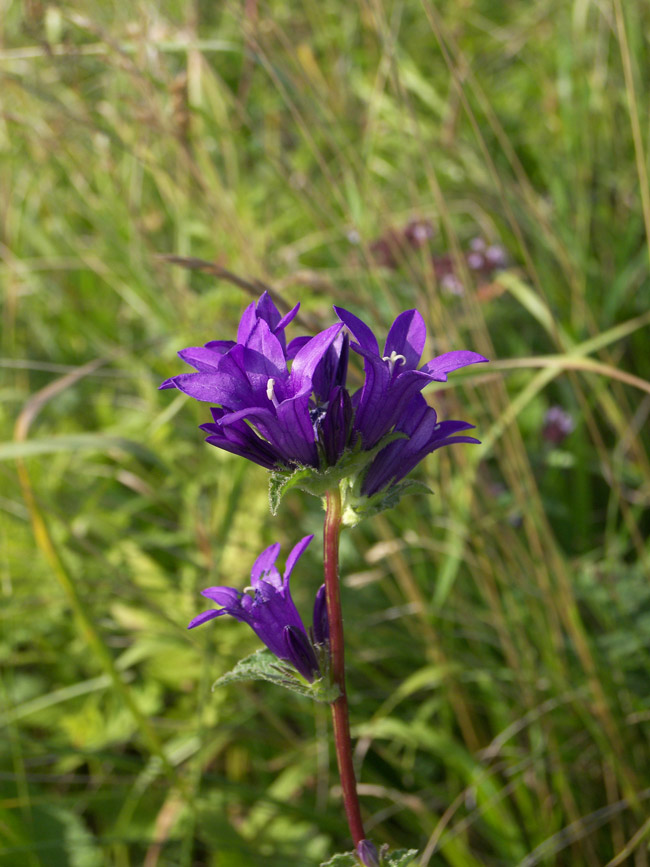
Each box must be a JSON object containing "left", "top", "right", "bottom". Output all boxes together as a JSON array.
[
  {"left": 187, "top": 609, "right": 226, "bottom": 629},
  {"left": 202, "top": 419, "right": 282, "bottom": 469},
  {"left": 420, "top": 350, "right": 488, "bottom": 381},
  {"left": 357, "top": 840, "right": 380, "bottom": 867},
  {"left": 170, "top": 367, "right": 255, "bottom": 407},
  {"left": 334, "top": 306, "right": 380, "bottom": 355},
  {"left": 274, "top": 396, "right": 318, "bottom": 465},
  {"left": 178, "top": 346, "right": 225, "bottom": 373},
  {"left": 255, "top": 291, "right": 283, "bottom": 331},
  {"left": 243, "top": 319, "right": 286, "bottom": 375},
  {"left": 247, "top": 592, "right": 306, "bottom": 659},
  {"left": 201, "top": 408, "right": 283, "bottom": 469},
  {"left": 361, "top": 394, "right": 480, "bottom": 495},
  {"left": 312, "top": 332, "right": 349, "bottom": 403},
  {"left": 383, "top": 309, "right": 426, "bottom": 370},
  {"left": 318, "top": 386, "right": 354, "bottom": 466},
  {"left": 312, "top": 584, "right": 329, "bottom": 645},
  {"left": 274, "top": 302, "right": 300, "bottom": 334},
  {"left": 286, "top": 335, "right": 311, "bottom": 359},
  {"left": 204, "top": 339, "right": 236, "bottom": 354},
  {"left": 347, "top": 351, "right": 391, "bottom": 446},
  {"left": 283, "top": 535, "right": 314, "bottom": 586},
  {"left": 251, "top": 543, "right": 282, "bottom": 587},
  {"left": 429, "top": 434, "right": 481, "bottom": 451},
  {"left": 203, "top": 435, "right": 279, "bottom": 469},
  {"left": 237, "top": 301, "right": 257, "bottom": 344},
  {"left": 283, "top": 625, "right": 320, "bottom": 682},
  {"left": 200, "top": 586, "right": 243, "bottom": 606},
  {"left": 290, "top": 323, "right": 343, "bottom": 390}
]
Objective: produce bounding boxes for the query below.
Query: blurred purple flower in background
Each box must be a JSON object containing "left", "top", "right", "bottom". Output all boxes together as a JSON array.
[
  {"left": 403, "top": 218, "right": 435, "bottom": 248},
  {"left": 433, "top": 253, "right": 465, "bottom": 296},
  {"left": 369, "top": 218, "right": 435, "bottom": 268},
  {"left": 188, "top": 535, "right": 325, "bottom": 682},
  {"left": 466, "top": 236, "right": 509, "bottom": 276},
  {"left": 542, "top": 405, "right": 575, "bottom": 445},
  {"left": 365, "top": 220, "right": 508, "bottom": 299}
]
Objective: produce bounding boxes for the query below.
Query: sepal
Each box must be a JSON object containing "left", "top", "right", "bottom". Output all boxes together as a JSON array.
[
  {"left": 215, "top": 648, "right": 339, "bottom": 703},
  {"left": 340, "top": 478, "right": 432, "bottom": 528}
]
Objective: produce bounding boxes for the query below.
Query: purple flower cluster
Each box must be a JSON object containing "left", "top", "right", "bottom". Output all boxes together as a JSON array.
[
  {"left": 161, "top": 292, "right": 487, "bottom": 501},
  {"left": 366, "top": 220, "right": 508, "bottom": 297},
  {"left": 369, "top": 218, "right": 435, "bottom": 268},
  {"left": 433, "top": 237, "right": 508, "bottom": 296},
  {"left": 189, "top": 535, "right": 327, "bottom": 682},
  {"left": 161, "top": 293, "right": 344, "bottom": 469},
  {"left": 542, "top": 405, "right": 575, "bottom": 445}
]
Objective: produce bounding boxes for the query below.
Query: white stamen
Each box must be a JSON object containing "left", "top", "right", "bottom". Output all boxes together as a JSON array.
[
  {"left": 381, "top": 350, "right": 407, "bottom": 374},
  {"left": 266, "top": 377, "right": 280, "bottom": 408}
]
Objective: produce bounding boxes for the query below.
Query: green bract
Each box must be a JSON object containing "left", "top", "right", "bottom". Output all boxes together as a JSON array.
[
  {"left": 320, "top": 849, "right": 420, "bottom": 866},
  {"left": 268, "top": 431, "right": 433, "bottom": 526},
  {"left": 215, "top": 648, "right": 340, "bottom": 704}
]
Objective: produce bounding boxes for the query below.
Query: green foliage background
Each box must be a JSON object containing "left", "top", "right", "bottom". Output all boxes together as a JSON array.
[{"left": 1, "top": 1, "right": 650, "bottom": 864}]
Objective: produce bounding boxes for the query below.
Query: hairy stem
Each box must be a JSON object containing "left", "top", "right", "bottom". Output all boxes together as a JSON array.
[{"left": 324, "top": 487, "right": 365, "bottom": 847}]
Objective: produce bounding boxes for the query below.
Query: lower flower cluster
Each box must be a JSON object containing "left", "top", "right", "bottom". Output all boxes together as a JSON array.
[{"left": 189, "top": 536, "right": 327, "bottom": 683}]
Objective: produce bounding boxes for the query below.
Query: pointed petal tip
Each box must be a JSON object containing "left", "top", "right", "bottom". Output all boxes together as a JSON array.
[
  {"left": 333, "top": 306, "right": 380, "bottom": 354},
  {"left": 283, "top": 534, "right": 314, "bottom": 584},
  {"left": 187, "top": 608, "right": 223, "bottom": 629}
]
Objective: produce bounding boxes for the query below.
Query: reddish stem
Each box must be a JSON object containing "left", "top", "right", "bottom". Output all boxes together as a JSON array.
[{"left": 324, "top": 488, "right": 365, "bottom": 848}]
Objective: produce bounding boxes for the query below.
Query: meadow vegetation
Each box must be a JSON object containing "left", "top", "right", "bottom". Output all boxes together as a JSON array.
[{"left": 1, "top": 1, "right": 650, "bottom": 864}]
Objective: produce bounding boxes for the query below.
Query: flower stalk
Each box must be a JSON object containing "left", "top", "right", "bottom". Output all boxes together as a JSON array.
[{"left": 324, "top": 486, "right": 366, "bottom": 848}]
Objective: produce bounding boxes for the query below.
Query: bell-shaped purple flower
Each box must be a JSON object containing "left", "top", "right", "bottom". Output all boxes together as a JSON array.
[
  {"left": 188, "top": 535, "right": 325, "bottom": 682},
  {"left": 161, "top": 292, "right": 343, "bottom": 469},
  {"left": 362, "top": 393, "right": 481, "bottom": 496},
  {"left": 159, "top": 291, "right": 297, "bottom": 391},
  {"left": 334, "top": 306, "right": 487, "bottom": 448}
]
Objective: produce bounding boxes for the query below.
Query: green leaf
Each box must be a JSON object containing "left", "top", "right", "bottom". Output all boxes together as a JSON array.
[
  {"left": 268, "top": 465, "right": 316, "bottom": 515},
  {"left": 319, "top": 849, "right": 419, "bottom": 866},
  {"left": 0, "top": 803, "right": 104, "bottom": 867},
  {"left": 215, "top": 649, "right": 339, "bottom": 703},
  {"left": 385, "top": 851, "right": 419, "bottom": 866},
  {"left": 319, "top": 853, "right": 357, "bottom": 866}
]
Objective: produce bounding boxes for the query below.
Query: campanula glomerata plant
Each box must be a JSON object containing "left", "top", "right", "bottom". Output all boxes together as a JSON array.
[{"left": 161, "top": 291, "right": 487, "bottom": 866}]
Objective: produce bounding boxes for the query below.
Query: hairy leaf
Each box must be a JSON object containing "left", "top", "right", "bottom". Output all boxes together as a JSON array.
[{"left": 215, "top": 649, "right": 339, "bottom": 703}]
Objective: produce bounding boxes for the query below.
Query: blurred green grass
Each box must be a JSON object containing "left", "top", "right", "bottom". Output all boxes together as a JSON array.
[{"left": 1, "top": 1, "right": 650, "bottom": 865}]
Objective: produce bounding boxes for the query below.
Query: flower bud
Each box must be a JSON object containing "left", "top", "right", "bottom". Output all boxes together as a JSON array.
[
  {"left": 357, "top": 839, "right": 380, "bottom": 867},
  {"left": 312, "top": 584, "right": 329, "bottom": 646}
]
